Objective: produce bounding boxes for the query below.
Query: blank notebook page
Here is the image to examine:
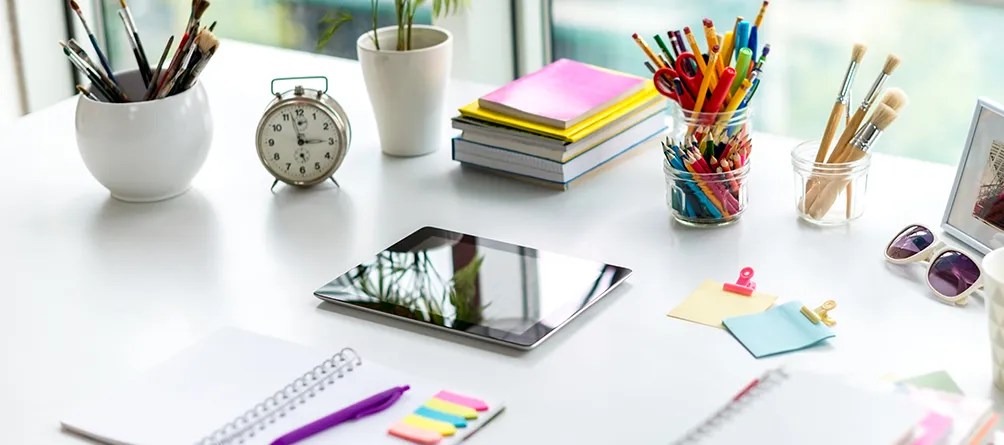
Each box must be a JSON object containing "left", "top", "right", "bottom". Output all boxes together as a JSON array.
[
  {"left": 61, "top": 328, "right": 502, "bottom": 445},
  {"left": 677, "top": 370, "right": 926, "bottom": 445}
]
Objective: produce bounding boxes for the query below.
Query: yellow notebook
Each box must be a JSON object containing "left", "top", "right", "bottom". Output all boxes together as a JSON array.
[{"left": 459, "top": 83, "right": 662, "bottom": 143}]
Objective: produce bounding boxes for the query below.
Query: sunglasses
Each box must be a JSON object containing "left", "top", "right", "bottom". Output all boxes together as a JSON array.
[{"left": 884, "top": 224, "right": 982, "bottom": 305}]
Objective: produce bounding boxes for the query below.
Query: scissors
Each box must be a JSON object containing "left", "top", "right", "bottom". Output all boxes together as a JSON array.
[{"left": 653, "top": 52, "right": 702, "bottom": 105}]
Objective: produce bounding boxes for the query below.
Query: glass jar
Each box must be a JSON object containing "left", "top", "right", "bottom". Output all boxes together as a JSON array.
[
  {"left": 667, "top": 102, "right": 752, "bottom": 144},
  {"left": 791, "top": 140, "right": 872, "bottom": 225},
  {"left": 664, "top": 158, "right": 751, "bottom": 227}
]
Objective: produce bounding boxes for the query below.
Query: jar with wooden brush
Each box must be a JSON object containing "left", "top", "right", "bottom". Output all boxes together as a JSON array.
[{"left": 793, "top": 46, "right": 906, "bottom": 225}]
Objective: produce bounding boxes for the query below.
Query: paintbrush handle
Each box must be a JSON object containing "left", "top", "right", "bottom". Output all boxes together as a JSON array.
[
  {"left": 816, "top": 101, "right": 845, "bottom": 162},
  {"left": 86, "top": 33, "right": 117, "bottom": 84},
  {"left": 826, "top": 107, "right": 866, "bottom": 163}
]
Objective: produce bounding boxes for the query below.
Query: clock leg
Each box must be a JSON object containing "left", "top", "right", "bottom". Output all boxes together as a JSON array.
[
  {"left": 270, "top": 178, "right": 280, "bottom": 193},
  {"left": 330, "top": 177, "right": 340, "bottom": 188}
]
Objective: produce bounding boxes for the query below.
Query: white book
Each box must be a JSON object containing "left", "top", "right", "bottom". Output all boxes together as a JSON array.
[
  {"left": 451, "top": 100, "right": 665, "bottom": 162},
  {"left": 61, "top": 328, "right": 504, "bottom": 445},
  {"left": 452, "top": 113, "right": 664, "bottom": 184},
  {"left": 672, "top": 369, "right": 927, "bottom": 445}
]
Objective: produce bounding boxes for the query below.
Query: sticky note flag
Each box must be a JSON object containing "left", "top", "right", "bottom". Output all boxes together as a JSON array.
[
  {"left": 425, "top": 398, "right": 478, "bottom": 420},
  {"left": 897, "top": 371, "right": 963, "bottom": 395},
  {"left": 403, "top": 414, "right": 457, "bottom": 436},
  {"left": 389, "top": 421, "right": 443, "bottom": 445},
  {"left": 910, "top": 412, "right": 953, "bottom": 445},
  {"left": 722, "top": 301, "right": 835, "bottom": 358},
  {"left": 434, "top": 390, "right": 488, "bottom": 411},
  {"left": 415, "top": 406, "right": 467, "bottom": 427},
  {"left": 667, "top": 280, "right": 777, "bottom": 328}
]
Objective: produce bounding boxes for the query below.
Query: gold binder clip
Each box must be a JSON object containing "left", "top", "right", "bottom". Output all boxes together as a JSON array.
[{"left": 800, "top": 300, "right": 837, "bottom": 327}]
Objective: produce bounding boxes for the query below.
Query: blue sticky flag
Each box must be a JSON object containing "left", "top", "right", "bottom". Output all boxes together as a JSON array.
[
  {"left": 415, "top": 406, "right": 468, "bottom": 427},
  {"left": 723, "top": 301, "right": 835, "bottom": 358}
]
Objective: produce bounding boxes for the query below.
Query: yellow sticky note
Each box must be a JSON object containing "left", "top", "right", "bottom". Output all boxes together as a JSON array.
[
  {"left": 403, "top": 414, "right": 456, "bottom": 436},
  {"left": 425, "top": 398, "right": 478, "bottom": 420},
  {"left": 667, "top": 280, "right": 777, "bottom": 328}
]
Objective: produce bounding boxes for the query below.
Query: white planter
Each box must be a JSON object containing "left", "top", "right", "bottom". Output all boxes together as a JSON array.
[
  {"left": 75, "top": 69, "right": 213, "bottom": 202},
  {"left": 357, "top": 25, "right": 453, "bottom": 157}
]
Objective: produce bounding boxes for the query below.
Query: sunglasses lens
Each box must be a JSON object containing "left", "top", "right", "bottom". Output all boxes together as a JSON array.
[
  {"left": 887, "top": 225, "right": 935, "bottom": 259},
  {"left": 928, "top": 251, "right": 981, "bottom": 297}
]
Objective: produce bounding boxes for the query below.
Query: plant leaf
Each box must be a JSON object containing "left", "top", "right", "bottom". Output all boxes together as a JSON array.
[{"left": 315, "top": 11, "right": 353, "bottom": 51}]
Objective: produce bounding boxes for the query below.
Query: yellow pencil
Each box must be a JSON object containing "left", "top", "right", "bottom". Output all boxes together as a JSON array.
[
  {"left": 754, "top": 1, "right": 770, "bottom": 28},
  {"left": 683, "top": 27, "right": 708, "bottom": 75},
  {"left": 692, "top": 45, "right": 720, "bottom": 113},
  {"left": 718, "top": 78, "right": 752, "bottom": 126},
  {"left": 632, "top": 33, "right": 665, "bottom": 69},
  {"left": 702, "top": 19, "right": 718, "bottom": 57},
  {"left": 684, "top": 154, "right": 727, "bottom": 215}
]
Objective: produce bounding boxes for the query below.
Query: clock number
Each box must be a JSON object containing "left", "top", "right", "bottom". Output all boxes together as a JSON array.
[
  {"left": 273, "top": 153, "right": 280, "bottom": 161},
  {"left": 282, "top": 113, "right": 290, "bottom": 121},
  {"left": 272, "top": 124, "right": 283, "bottom": 132},
  {"left": 323, "top": 123, "right": 330, "bottom": 130},
  {"left": 314, "top": 162, "right": 321, "bottom": 170},
  {"left": 325, "top": 152, "right": 332, "bottom": 159},
  {"left": 312, "top": 112, "right": 317, "bottom": 120},
  {"left": 267, "top": 139, "right": 275, "bottom": 147},
  {"left": 285, "top": 163, "right": 291, "bottom": 171},
  {"left": 295, "top": 109, "right": 304, "bottom": 117},
  {"left": 328, "top": 137, "right": 335, "bottom": 145},
  {"left": 299, "top": 166, "right": 306, "bottom": 174}
]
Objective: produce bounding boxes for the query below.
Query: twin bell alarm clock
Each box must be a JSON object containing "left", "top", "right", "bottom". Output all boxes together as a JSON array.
[{"left": 255, "top": 76, "right": 351, "bottom": 190}]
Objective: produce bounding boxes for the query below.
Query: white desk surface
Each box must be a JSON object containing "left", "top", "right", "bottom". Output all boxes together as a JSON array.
[{"left": 3, "top": 40, "right": 1000, "bottom": 443}]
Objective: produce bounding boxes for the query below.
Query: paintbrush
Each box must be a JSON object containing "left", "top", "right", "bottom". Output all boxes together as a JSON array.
[
  {"left": 76, "top": 84, "right": 99, "bottom": 101},
  {"left": 826, "top": 54, "right": 901, "bottom": 164},
  {"left": 118, "top": 0, "right": 152, "bottom": 85},
  {"left": 175, "top": 29, "right": 219, "bottom": 94},
  {"left": 68, "top": 0, "right": 118, "bottom": 85},
  {"left": 61, "top": 45, "right": 118, "bottom": 102},
  {"left": 145, "top": 36, "right": 175, "bottom": 101},
  {"left": 157, "top": 0, "right": 210, "bottom": 97},
  {"left": 65, "top": 39, "right": 127, "bottom": 101},
  {"left": 814, "top": 43, "right": 866, "bottom": 162},
  {"left": 808, "top": 103, "right": 902, "bottom": 218}
]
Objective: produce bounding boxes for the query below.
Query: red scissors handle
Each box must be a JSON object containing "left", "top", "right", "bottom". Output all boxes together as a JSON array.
[
  {"left": 653, "top": 68, "right": 679, "bottom": 101},
  {"left": 673, "top": 52, "right": 703, "bottom": 99}
]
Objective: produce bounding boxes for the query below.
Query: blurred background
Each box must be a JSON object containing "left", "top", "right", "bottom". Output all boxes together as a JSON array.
[{"left": 4, "top": 0, "right": 1004, "bottom": 164}]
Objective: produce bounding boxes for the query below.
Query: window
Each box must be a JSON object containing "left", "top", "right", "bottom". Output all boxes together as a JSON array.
[{"left": 551, "top": 0, "right": 1004, "bottom": 164}]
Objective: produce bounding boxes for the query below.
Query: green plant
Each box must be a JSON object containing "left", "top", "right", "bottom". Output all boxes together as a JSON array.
[{"left": 317, "top": 0, "right": 468, "bottom": 52}]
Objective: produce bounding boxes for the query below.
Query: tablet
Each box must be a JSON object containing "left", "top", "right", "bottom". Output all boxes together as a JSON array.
[{"left": 314, "top": 227, "right": 632, "bottom": 350}]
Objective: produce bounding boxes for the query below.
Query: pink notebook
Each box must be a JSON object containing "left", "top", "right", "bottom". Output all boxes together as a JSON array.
[{"left": 478, "top": 59, "right": 645, "bottom": 129}]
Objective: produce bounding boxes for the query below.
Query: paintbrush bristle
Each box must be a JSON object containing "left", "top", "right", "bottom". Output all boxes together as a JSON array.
[
  {"left": 194, "top": 0, "right": 210, "bottom": 20},
  {"left": 851, "top": 43, "right": 867, "bottom": 63},
  {"left": 879, "top": 87, "right": 908, "bottom": 112},
  {"left": 883, "top": 54, "right": 901, "bottom": 74},
  {"left": 196, "top": 30, "right": 219, "bottom": 53},
  {"left": 68, "top": 0, "right": 81, "bottom": 12},
  {"left": 869, "top": 104, "right": 899, "bottom": 130},
  {"left": 119, "top": 0, "right": 127, "bottom": 8}
]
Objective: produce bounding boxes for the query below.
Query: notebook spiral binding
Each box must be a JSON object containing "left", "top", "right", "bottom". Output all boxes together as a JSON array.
[
  {"left": 672, "top": 368, "right": 790, "bottom": 445},
  {"left": 195, "top": 348, "right": 363, "bottom": 445}
]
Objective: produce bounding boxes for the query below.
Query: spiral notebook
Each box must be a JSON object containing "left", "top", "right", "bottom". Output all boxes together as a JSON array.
[
  {"left": 61, "top": 328, "right": 504, "bottom": 445},
  {"left": 672, "top": 369, "right": 926, "bottom": 445}
]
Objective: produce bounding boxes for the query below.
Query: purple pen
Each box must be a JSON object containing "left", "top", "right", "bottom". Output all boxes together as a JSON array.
[{"left": 270, "top": 385, "right": 410, "bottom": 445}]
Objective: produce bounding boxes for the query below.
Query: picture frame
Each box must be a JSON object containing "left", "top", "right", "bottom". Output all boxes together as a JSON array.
[{"left": 942, "top": 97, "right": 1004, "bottom": 254}]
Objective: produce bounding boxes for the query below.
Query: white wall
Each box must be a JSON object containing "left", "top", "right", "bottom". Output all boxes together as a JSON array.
[
  {"left": 435, "top": 1, "right": 515, "bottom": 85},
  {"left": 12, "top": 0, "right": 74, "bottom": 113},
  {"left": 0, "top": 0, "right": 22, "bottom": 122}
]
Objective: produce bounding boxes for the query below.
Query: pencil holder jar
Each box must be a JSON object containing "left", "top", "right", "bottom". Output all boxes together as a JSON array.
[
  {"left": 75, "top": 69, "right": 212, "bottom": 202},
  {"left": 663, "top": 159, "right": 751, "bottom": 227},
  {"left": 668, "top": 104, "right": 752, "bottom": 146},
  {"left": 791, "top": 140, "right": 872, "bottom": 225}
]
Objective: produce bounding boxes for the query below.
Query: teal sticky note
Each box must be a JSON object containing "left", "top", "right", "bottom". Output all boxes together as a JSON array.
[
  {"left": 723, "top": 301, "right": 835, "bottom": 358},
  {"left": 415, "top": 406, "right": 468, "bottom": 427}
]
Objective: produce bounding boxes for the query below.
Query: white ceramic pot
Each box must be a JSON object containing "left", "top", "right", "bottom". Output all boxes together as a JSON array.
[
  {"left": 983, "top": 248, "right": 1004, "bottom": 390},
  {"left": 76, "top": 69, "right": 213, "bottom": 202},
  {"left": 357, "top": 25, "right": 453, "bottom": 157}
]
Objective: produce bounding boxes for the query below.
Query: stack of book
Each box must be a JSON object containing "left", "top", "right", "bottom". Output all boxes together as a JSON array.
[{"left": 452, "top": 59, "right": 666, "bottom": 189}]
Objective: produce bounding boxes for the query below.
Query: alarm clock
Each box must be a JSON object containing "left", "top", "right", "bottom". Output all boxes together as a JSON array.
[{"left": 256, "top": 76, "right": 351, "bottom": 190}]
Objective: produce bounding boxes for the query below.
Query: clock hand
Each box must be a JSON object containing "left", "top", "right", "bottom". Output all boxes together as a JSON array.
[{"left": 303, "top": 138, "right": 326, "bottom": 144}]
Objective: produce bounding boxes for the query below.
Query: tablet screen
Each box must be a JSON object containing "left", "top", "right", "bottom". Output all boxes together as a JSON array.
[{"left": 314, "top": 227, "right": 632, "bottom": 349}]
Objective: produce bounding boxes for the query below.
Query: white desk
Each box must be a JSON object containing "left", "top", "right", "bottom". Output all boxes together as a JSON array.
[{"left": 3, "top": 40, "right": 999, "bottom": 443}]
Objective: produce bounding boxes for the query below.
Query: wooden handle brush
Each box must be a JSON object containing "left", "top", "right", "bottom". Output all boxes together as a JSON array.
[
  {"left": 808, "top": 103, "right": 901, "bottom": 219},
  {"left": 815, "top": 44, "right": 866, "bottom": 162},
  {"left": 826, "top": 54, "right": 901, "bottom": 164}
]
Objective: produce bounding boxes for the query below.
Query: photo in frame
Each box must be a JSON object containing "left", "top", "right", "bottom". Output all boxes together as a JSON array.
[{"left": 943, "top": 97, "right": 1004, "bottom": 254}]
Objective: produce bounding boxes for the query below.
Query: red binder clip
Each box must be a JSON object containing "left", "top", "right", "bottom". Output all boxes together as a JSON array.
[{"left": 723, "top": 267, "right": 756, "bottom": 296}]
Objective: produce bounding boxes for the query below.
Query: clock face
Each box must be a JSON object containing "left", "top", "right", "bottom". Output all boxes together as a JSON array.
[{"left": 257, "top": 101, "right": 344, "bottom": 184}]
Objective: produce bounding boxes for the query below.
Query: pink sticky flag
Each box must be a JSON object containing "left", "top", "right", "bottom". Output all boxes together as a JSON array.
[
  {"left": 388, "top": 421, "right": 442, "bottom": 445},
  {"left": 434, "top": 391, "right": 488, "bottom": 412}
]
